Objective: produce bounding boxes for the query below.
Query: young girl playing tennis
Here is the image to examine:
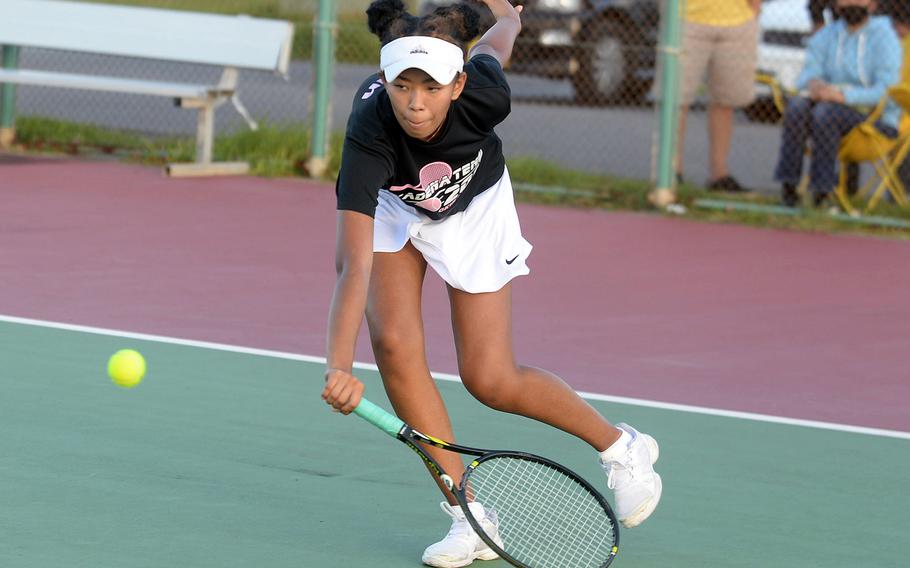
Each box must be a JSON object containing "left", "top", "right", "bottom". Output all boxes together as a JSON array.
[{"left": 322, "top": 1, "right": 662, "bottom": 565}]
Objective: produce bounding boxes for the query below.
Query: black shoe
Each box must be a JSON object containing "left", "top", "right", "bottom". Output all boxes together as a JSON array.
[
  {"left": 813, "top": 191, "right": 829, "bottom": 208},
  {"left": 707, "top": 175, "right": 749, "bottom": 192},
  {"left": 845, "top": 163, "right": 860, "bottom": 196},
  {"left": 781, "top": 183, "right": 799, "bottom": 207}
]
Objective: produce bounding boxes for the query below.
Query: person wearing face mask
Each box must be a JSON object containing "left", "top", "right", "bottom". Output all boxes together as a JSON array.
[{"left": 774, "top": 0, "right": 902, "bottom": 207}]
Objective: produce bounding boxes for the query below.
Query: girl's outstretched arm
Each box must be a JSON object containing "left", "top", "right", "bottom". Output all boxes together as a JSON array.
[
  {"left": 323, "top": 210, "right": 373, "bottom": 414},
  {"left": 468, "top": 0, "right": 523, "bottom": 66}
]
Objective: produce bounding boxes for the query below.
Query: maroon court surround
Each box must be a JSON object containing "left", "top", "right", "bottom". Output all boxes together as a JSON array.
[{"left": 1, "top": 156, "right": 908, "bottom": 431}]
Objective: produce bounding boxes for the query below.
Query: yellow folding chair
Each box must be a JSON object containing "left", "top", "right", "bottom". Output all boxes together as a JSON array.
[
  {"left": 755, "top": 71, "right": 792, "bottom": 122},
  {"left": 834, "top": 89, "right": 910, "bottom": 215}
]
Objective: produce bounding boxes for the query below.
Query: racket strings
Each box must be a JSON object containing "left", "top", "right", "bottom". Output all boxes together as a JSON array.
[
  {"left": 466, "top": 456, "right": 616, "bottom": 568},
  {"left": 472, "top": 459, "right": 610, "bottom": 566}
]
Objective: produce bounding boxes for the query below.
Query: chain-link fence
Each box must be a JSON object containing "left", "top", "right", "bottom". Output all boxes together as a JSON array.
[
  {"left": 11, "top": 46, "right": 309, "bottom": 137},
  {"left": 302, "top": 0, "right": 671, "bottom": 187},
  {"left": 6, "top": 0, "right": 910, "bottom": 210},
  {"left": 328, "top": 0, "right": 830, "bottom": 196},
  {"left": 4, "top": 0, "right": 322, "bottom": 142}
]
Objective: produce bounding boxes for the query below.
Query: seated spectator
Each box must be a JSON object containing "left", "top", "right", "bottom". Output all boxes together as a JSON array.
[
  {"left": 811, "top": 0, "right": 864, "bottom": 194},
  {"left": 774, "top": 0, "right": 902, "bottom": 207}
]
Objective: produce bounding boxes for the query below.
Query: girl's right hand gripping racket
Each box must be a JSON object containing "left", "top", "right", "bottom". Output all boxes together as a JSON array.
[{"left": 353, "top": 397, "right": 620, "bottom": 568}]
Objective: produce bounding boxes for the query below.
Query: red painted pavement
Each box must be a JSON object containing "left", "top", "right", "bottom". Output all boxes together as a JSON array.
[{"left": 2, "top": 156, "right": 908, "bottom": 431}]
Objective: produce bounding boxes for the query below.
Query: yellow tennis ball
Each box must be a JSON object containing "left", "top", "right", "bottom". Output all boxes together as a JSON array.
[{"left": 108, "top": 349, "right": 146, "bottom": 388}]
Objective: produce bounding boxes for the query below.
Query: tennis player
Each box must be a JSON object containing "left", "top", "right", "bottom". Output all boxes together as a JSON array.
[{"left": 322, "top": 1, "right": 662, "bottom": 565}]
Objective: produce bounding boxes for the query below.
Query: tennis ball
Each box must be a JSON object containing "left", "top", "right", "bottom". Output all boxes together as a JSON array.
[{"left": 108, "top": 349, "right": 146, "bottom": 388}]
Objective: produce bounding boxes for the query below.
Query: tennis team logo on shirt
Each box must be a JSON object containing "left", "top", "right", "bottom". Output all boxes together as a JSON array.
[{"left": 390, "top": 149, "right": 483, "bottom": 213}]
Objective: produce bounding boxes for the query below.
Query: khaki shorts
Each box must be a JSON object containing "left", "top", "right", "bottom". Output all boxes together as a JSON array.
[{"left": 681, "top": 18, "right": 758, "bottom": 107}]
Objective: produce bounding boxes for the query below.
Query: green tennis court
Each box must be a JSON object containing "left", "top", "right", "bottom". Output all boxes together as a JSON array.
[{"left": 2, "top": 318, "right": 907, "bottom": 567}]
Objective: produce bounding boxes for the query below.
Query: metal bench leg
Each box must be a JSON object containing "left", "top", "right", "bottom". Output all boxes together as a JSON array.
[
  {"left": 196, "top": 100, "right": 214, "bottom": 165},
  {"left": 167, "top": 95, "right": 249, "bottom": 177}
]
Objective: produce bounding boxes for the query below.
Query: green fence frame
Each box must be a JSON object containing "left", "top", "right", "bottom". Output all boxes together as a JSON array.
[
  {"left": 307, "top": 0, "right": 337, "bottom": 177},
  {"left": 1, "top": 45, "right": 20, "bottom": 148},
  {"left": 651, "top": 0, "right": 683, "bottom": 206}
]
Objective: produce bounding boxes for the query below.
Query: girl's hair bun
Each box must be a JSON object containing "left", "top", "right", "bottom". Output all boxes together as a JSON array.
[
  {"left": 367, "top": 0, "right": 481, "bottom": 53},
  {"left": 431, "top": 3, "right": 482, "bottom": 44},
  {"left": 367, "top": 0, "right": 410, "bottom": 41}
]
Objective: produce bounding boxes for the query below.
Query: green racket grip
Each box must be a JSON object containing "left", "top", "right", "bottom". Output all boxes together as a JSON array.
[{"left": 353, "top": 398, "right": 405, "bottom": 438}]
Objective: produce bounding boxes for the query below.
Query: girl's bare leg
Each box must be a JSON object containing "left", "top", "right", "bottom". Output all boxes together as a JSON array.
[
  {"left": 447, "top": 282, "right": 620, "bottom": 451},
  {"left": 366, "top": 242, "right": 465, "bottom": 500}
]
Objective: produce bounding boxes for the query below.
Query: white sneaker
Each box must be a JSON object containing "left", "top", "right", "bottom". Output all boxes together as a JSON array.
[
  {"left": 599, "top": 423, "right": 662, "bottom": 529},
  {"left": 421, "top": 501, "right": 502, "bottom": 568}
]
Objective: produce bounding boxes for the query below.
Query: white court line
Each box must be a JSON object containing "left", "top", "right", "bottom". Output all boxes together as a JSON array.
[{"left": 3, "top": 313, "right": 909, "bottom": 441}]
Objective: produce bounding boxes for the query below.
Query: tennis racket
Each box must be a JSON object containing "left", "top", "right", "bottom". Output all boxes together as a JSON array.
[{"left": 353, "top": 397, "right": 619, "bottom": 568}]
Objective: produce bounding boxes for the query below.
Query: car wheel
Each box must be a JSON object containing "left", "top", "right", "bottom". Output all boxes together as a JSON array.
[{"left": 572, "top": 19, "right": 644, "bottom": 106}]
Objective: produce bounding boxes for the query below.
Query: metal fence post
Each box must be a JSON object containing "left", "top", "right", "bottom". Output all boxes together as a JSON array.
[
  {"left": 306, "top": 0, "right": 337, "bottom": 177},
  {"left": 1, "top": 45, "right": 20, "bottom": 148},
  {"left": 650, "top": 0, "right": 683, "bottom": 207}
]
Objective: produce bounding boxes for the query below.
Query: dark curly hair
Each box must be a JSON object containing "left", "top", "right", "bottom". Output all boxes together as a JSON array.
[{"left": 366, "top": 0, "right": 482, "bottom": 55}]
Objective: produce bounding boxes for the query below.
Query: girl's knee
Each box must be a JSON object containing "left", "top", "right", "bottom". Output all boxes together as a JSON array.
[
  {"left": 370, "top": 329, "right": 411, "bottom": 363},
  {"left": 461, "top": 368, "right": 520, "bottom": 411}
]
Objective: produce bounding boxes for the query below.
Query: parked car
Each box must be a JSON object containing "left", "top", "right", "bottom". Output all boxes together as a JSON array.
[
  {"left": 418, "top": 0, "right": 814, "bottom": 112},
  {"left": 418, "top": 0, "right": 660, "bottom": 105}
]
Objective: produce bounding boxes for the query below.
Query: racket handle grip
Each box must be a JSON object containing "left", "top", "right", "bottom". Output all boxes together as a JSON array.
[{"left": 353, "top": 398, "right": 405, "bottom": 438}]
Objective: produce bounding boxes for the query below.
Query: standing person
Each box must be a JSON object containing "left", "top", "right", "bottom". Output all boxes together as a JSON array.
[
  {"left": 677, "top": 0, "right": 762, "bottom": 191},
  {"left": 774, "top": 0, "right": 901, "bottom": 207},
  {"left": 322, "top": 1, "right": 662, "bottom": 566}
]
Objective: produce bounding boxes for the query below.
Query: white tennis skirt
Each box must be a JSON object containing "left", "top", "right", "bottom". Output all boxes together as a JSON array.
[{"left": 374, "top": 167, "right": 533, "bottom": 293}]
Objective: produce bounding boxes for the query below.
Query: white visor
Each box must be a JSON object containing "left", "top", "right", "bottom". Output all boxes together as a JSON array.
[{"left": 380, "top": 36, "right": 465, "bottom": 85}]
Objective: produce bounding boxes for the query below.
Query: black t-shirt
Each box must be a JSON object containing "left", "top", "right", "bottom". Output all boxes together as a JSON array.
[{"left": 336, "top": 54, "right": 510, "bottom": 220}]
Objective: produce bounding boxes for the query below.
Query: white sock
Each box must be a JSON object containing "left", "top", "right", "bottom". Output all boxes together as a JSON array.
[{"left": 599, "top": 429, "right": 633, "bottom": 463}]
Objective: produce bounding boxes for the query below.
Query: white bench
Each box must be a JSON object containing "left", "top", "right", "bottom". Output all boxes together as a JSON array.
[{"left": 0, "top": 0, "right": 294, "bottom": 176}]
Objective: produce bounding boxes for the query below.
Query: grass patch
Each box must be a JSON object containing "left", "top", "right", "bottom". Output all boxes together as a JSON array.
[
  {"left": 13, "top": 117, "right": 910, "bottom": 239},
  {"left": 15, "top": 117, "right": 193, "bottom": 161},
  {"left": 506, "top": 156, "right": 910, "bottom": 239},
  {"left": 16, "top": 117, "right": 318, "bottom": 177}
]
